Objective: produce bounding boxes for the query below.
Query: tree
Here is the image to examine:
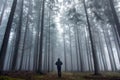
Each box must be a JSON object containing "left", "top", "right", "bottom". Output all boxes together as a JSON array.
[
  {"left": 33, "top": 0, "right": 42, "bottom": 71},
  {"left": 68, "top": 25, "right": 73, "bottom": 71},
  {"left": 63, "top": 26, "right": 67, "bottom": 71},
  {"left": 11, "top": 0, "right": 24, "bottom": 70},
  {"left": 19, "top": 0, "right": 31, "bottom": 70},
  {"left": 0, "top": 0, "right": 18, "bottom": 72},
  {"left": 83, "top": 0, "right": 100, "bottom": 75},
  {"left": 38, "top": 0, "right": 45, "bottom": 73}
]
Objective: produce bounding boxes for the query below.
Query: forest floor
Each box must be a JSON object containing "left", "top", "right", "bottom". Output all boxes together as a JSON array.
[{"left": 0, "top": 71, "right": 120, "bottom": 80}]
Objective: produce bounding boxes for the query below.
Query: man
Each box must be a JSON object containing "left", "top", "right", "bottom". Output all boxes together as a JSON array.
[{"left": 55, "top": 58, "right": 63, "bottom": 78}]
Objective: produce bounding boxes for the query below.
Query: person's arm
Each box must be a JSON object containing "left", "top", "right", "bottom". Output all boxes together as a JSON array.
[{"left": 55, "top": 62, "right": 57, "bottom": 65}]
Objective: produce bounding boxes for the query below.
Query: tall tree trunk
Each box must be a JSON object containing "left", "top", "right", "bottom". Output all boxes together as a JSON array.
[
  {"left": 33, "top": 0, "right": 42, "bottom": 71},
  {"left": 83, "top": 0, "right": 100, "bottom": 75},
  {"left": 85, "top": 28, "right": 91, "bottom": 71},
  {"left": 74, "top": 30, "right": 79, "bottom": 71},
  {"left": 68, "top": 25, "right": 73, "bottom": 71},
  {"left": 48, "top": 10, "right": 51, "bottom": 72},
  {"left": 19, "top": 0, "right": 31, "bottom": 70},
  {"left": 11, "top": 0, "right": 24, "bottom": 70},
  {"left": 63, "top": 27, "right": 67, "bottom": 71},
  {"left": 75, "top": 25, "right": 83, "bottom": 72},
  {"left": 43, "top": 32, "right": 48, "bottom": 72},
  {"left": 0, "top": 0, "right": 18, "bottom": 73},
  {"left": 38, "top": 0, "right": 45, "bottom": 73}
]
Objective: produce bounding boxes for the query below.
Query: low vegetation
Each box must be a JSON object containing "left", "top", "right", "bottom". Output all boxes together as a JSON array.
[{"left": 1, "top": 72, "right": 120, "bottom": 80}]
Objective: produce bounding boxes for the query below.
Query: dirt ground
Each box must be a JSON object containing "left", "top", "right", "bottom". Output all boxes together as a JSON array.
[{"left": 0, "top": 71, "right": 120, "bottom": 80}]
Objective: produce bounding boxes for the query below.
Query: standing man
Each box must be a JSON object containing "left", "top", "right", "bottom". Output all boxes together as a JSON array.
[{"left": 55, "top": 58, "right": 63, "bottom": 78}]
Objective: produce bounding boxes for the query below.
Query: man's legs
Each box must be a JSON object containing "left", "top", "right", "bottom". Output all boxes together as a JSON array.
[
  {"left": 59, "top": 70, "right": 61, "bottom": 77},
  {"left": 58, "top": 70, "right": 61, "bottom": 78}
]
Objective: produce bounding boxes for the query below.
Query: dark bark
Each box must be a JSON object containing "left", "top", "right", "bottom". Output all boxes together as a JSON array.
[
  {"left": 33, "top": 0, "right": 42, "bottom": 71},
  {"left": 11, "top": 0, "right": 24, "bottom": 70},
  {"left": 83, "top": 0, "right": 100, "bottom": 75},
  {"left": 85, "top": 29, "right": 91, "bottom": 71},
  {"left": 0, "top": 0, "right": 18, "bottom": 72},
  {"left": 19, "top": 0, "right": 31, "bottom": 70},
  {"left": 38, "top": 0, "right": 45, "bottom": 73}
]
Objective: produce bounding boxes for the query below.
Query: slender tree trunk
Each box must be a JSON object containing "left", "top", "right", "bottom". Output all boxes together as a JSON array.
[
  {"left": 19, "top": 0, "right": 31, "bottom": 70},
  {"left": 38, "top": 0, "right": 45, "bottom": 73},
  {"left": 63, "top": 27, "right": 67, "bottom": 71},
  {"left": 33, "top": 0, "right": 42, "bottom": 71},
  {"left": 75, "top": 25, "right": 83, "bottom": 72},
  {"left": 11, "top": 0, "right": 24, "bottom": 70},
  {"left": 74, "top": 30, "right": 79, "bottom": 71},
  {"left": 0, "top": 0, "right": 18, "bottom": 73},
  {"left": 43, "top": 32, "right": 48, "bottom": 72},
  {"left": 28, "top": 32, "right": 33, "bottom": 70},
  {"left": 48, "top": 10, "right": 51, "bottom": 72},
  {"left": 83, "top": 0, "right": 100, "bottom": 75},
  {"left": 85, "top": 28, "right": 91, "bottom": 71},
  {"left": 68, "top": 25, "right": 73, "bottom": 71},
  {"left": 96, "top": 32, "right": 104, "bottom": 71}
]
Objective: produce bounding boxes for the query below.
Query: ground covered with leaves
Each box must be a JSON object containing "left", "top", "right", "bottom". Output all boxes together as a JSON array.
[{"left": 0, "top": 71, "right": 120, "bottom": 80}]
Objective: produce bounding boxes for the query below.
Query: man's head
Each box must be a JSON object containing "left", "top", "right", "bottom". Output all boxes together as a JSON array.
[{"left": 58, "top": 58, "right": 60, "bottom": 61}]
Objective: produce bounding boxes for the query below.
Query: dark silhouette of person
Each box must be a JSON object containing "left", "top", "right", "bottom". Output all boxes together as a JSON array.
[{"left": 55, "top": 58, "right": 63, "bottom": 78}]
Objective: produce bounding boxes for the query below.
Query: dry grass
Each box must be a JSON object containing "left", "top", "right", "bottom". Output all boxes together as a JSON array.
[{"left": 1, "top": 71, "right": 120, "bottom": 80}]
